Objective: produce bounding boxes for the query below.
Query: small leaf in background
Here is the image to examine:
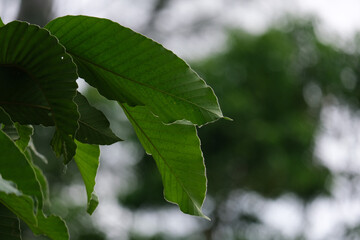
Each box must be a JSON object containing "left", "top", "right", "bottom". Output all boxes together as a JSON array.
[
  {"left": 74, "top": 140, "right": 100, "bottom": 215},
  {"left": 46, "top": 16, "right": 223, "bottom": 126},
  {"left": 0, "top": 18, "right": 3, "bottom": 27},
  {"left": 0, "top": 21, "right": 79, "bottom": 163},
  {"left": 0, "top": 204, "right": 22, "bottom": 240},
  {"left": 75, "top": 92, "right": 122, "bottom": 145},
  {"left": 121, "top": 104, "right": 208, "bottom": 218},
  {"left": 0, "top": 130, "right": 43, "bottom": 207}
]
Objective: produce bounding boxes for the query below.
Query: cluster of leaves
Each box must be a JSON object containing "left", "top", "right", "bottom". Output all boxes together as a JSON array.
[{"left": 0, "top": 15, "right": 223, "bottom": 239}]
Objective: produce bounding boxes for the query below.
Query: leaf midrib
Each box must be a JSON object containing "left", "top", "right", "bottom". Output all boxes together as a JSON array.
[{"left": 71, "top": 52, "right": 221, "bottom": 121}]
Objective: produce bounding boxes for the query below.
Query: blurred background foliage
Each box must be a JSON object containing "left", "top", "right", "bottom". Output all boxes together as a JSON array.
[{"left": 5, "top": 0, "right": 360, "bottom": 239}]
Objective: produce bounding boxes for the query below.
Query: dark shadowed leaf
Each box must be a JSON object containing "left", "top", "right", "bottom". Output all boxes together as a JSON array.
[
  {"left": 0, "top": 204, "right": 21, "bottom": 240},
  {"left": 46, "top": 16, "right": 223, "bottom": 126},
  {"left": 121, "top": 103, "right": 208, "bottom": 218},
  {"left": 0, "top": 21, "right": 79, "bottom": 163},
  {"left": 75, "top": 92, "right": 121, "bottom": 145},
  {"left": 0, "top": 107, "right": 12, "bottom": 125}
]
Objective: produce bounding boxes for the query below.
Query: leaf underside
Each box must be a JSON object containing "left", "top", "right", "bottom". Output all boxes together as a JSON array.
[{"left": 121, "top": 104, "right": 208, "bottom": 218}]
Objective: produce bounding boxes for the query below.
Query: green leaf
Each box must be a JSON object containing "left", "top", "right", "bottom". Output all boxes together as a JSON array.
[
  {"left": 0, "top": 130, "right": 43, "bottom": 207},
  {"left": 46, "top": 16, "right": 223, "bottom": 126},
  {"left": 0, "top": 204, "right": 22, "bottom": 240},
  {"left": 14, "top": 123, "right": 33, "bottom": 151},
  {"left": 0, "top": 18, "right": 4, "bottom": 27},
  {"left": 31, "top": 165, "right": 49, "bottom": 204},
  {"left": 74, "top": 140, "right": 100, "bottom": 215},
  {"left": 121, "top": 103, "right": 208, "bottom": 218},
  {"left": 0, "top": 177, "right": 37, "bottom": 228},
  {"left": 1, "top": 125, "right": 18, "bottom": 140},
  {"left": 29, "top": 212, "right": 69, "bottom": 240},
  {"left": 0, "top": 21, "right": 79, "bottom": 163},
  {"left": 0, "top": 178, "right": 68, "bottom": 240},
  {"left": 75, "top": 92, "right": 121, "bottom": 145}
]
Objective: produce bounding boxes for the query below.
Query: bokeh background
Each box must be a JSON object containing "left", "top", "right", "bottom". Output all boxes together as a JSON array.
[{"left": 2, "top": 0, "right": 360, "bottom": 239}]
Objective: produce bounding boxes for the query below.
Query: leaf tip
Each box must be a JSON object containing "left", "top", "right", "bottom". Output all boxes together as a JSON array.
[{"left": 87, "top": 193, "right": 99, "bottom": 215}]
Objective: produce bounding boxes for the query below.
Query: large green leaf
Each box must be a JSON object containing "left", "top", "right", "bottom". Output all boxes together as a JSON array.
[
  {"left": 0, "top": 21, "right": 79, "bottom": 163},
  {"left": 46, "top": 16, "right": 223, "bottom": 126},
  {"left": 0, "top": 204, "right": 22, "bottom": 240},
  {"left": 121, "top": 103, "right": 208, "bottom": 218},
  {"left": 74, "top": 140, "right": 100, "bottom": 215},
  {"left": 74, "top": 92, "right": 121, "bottom": 145},
  {"left": 0, "top": 130, "right": 43, "bottom": 207}
]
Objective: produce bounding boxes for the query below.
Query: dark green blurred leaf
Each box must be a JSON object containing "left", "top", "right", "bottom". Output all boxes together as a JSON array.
[
  {"left": 29, "top": 211, "right": 69, "bottom": 240},
  {"left": 0, "top": 107, "right": 12, "bottom": 125},
  {"left": 0, "top": 130, "right": 43, "bottom": 207},
  {"left": 0, "top": 177, "right": 37, "bottom": 229},
  {"left": 0, "top": 204, "right": 22, "bottom": 240}
]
